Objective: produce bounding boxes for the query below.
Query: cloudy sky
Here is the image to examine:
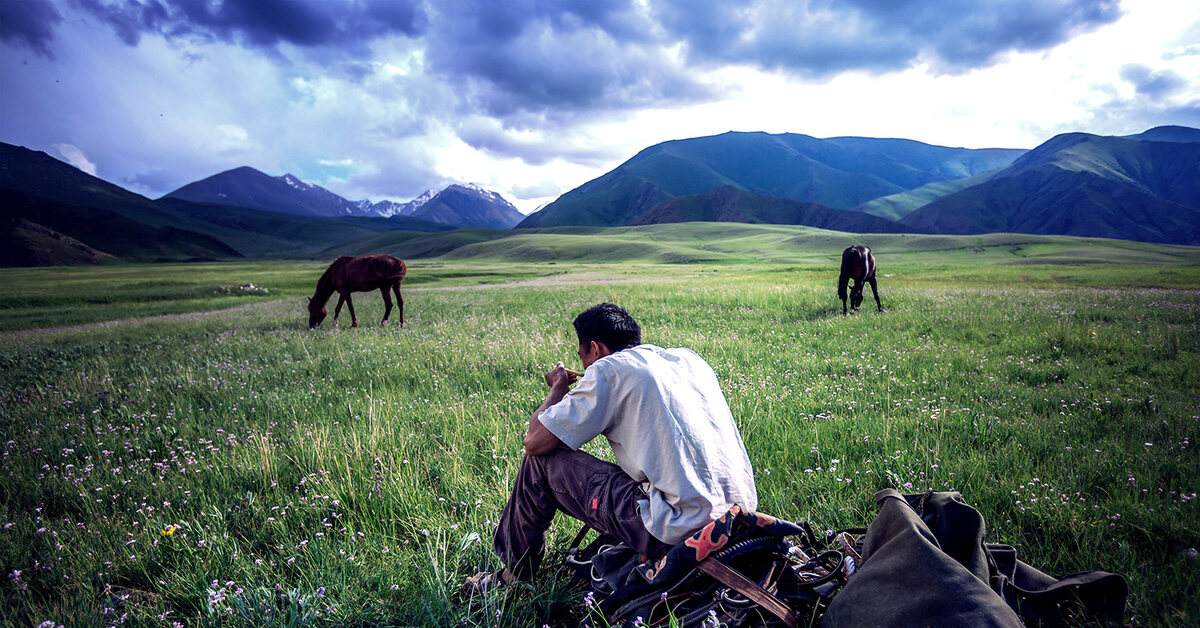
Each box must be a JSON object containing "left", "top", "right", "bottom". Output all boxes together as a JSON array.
[{"left": 2, "top": 0, "right": 1198, "bottom": 213}]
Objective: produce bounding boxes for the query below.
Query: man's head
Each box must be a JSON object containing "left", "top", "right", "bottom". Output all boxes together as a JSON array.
[{"left": 573, "top": 303, "right": 640, "bottom": 366}]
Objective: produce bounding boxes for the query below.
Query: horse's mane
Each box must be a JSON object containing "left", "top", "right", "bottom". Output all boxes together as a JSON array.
[{"left": 312, "top": 260, "right": 343, "bottom": 301}]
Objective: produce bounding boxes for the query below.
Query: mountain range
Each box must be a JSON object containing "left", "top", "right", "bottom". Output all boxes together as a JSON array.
[
  {"left": 517, "top": 127, "right": 1200, "bottom": 246},
  {"left": 888, "top": 127, "right": 1200, "bottom": 244},
  {"left": 517, "top": 131, "right": 1025, "bottom": 228},
  {"left": 165, "top": 166, "right": 525, "bottom": 229},
  {"left": 2, "top": 125, "right": 1198, "bottom": 266},
  {"left": 0, "top": 142, "right": 459, "bottom": 264},
  {"left": 628, "top": 185, "right": 919, "bottom": 233}
]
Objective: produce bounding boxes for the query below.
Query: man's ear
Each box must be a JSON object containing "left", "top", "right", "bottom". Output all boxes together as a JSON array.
[{"left": 591, "top": 340, "right": 614, "bottom": 359}]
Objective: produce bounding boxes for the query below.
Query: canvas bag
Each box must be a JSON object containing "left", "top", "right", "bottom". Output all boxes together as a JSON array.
[{"left": 821, "top": 489, "right": 1128, "bottom": 627}]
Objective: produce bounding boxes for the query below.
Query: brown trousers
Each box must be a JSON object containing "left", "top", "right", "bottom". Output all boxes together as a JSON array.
[{"left": 494, "top": 446, "right": 671, "bottom": 580}]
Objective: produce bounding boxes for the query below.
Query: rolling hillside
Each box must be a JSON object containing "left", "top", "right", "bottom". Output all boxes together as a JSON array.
[
  {"left": 629, "top": 185, "right": 918, "bottom": 233},
  {"left": 0, "top": 216, "right": 117, "bottom": 266},
  {"left": 0, "top": 144, "right": 242, "bottom": 264},
  {"left": 898, "top": 131, "right": 1200, "bottom": 245},
  {"left": 850, "top": 172, "right": 995, "bottom": 221},
  {"left": 314, "top": 221, "right": 1200, "bottom": 269},
  {"left": 0, "top": 142, "right": 447, "bottom": 265},
  {"left": 517, "top": 131, "right": 1024, "bottom": 228}
]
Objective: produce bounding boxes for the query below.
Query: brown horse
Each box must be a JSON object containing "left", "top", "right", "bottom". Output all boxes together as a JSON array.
[
  {"left": 838, "top": 245, "right": 883, "bottom": 315},
  {"left": 308, "top": 254, "right": 407, "bottom": 328}
]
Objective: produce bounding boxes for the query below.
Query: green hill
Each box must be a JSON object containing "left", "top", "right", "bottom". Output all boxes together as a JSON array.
[
  {"left": 0, "top": 142, "right": 450, "bottom": 265},
  {"left": 314, "top": 221, "right": 1200, "bottom": 268},
  {"left": 633, "top": 185, "right": 917, "bottom": 232},
  {"left": 900, "top": 132, "right": 1200, "bottom": 245},
  {"left": 851, "top": 172, "right": 996, "bottom": 221},
  {"left": 0, "top": 217, "right": 118, "bottom": 266},
  {"left": 517, "top": 131, "right": 1023, "bottom": 228},
  {"left": 0, "top": 189, "right": 240, "bottom": 263}
]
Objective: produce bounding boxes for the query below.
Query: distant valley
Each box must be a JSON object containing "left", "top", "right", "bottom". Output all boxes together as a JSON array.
[{"left": 2, "top": 125, "right": 1198, "bottom": 267}]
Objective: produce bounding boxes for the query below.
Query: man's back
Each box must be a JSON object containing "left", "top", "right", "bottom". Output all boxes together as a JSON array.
[{"left": 539, "top": 344, "right": 758, "bottom": 544}]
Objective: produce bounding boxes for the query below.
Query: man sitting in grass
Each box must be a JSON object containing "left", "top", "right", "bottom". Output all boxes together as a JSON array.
[{"left": 466, "top": 302, "right": 758, "bottom": 590}]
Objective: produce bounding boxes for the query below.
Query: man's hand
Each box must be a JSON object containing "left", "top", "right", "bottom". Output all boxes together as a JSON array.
[
  {"left": 544, "top": 362, "right": 580, "bottom": 389},
  {"left": 526, "top": 363, "right": 576, "bottom": 456}
]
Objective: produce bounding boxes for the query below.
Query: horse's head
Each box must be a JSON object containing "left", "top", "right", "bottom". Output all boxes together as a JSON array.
[
  {"left": 849, "top": 285, "right": 864, "bottom": 311},
  {"left": 307, "top": 297, "right": 327, "bottom": 328}
]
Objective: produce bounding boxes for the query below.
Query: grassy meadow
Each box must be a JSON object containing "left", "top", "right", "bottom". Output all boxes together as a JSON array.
[{"left": 1, "top": 227, "right": 1198, "bottom": 626}]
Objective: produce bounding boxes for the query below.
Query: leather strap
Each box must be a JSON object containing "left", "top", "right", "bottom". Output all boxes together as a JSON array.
[
  {"left": 696, "top": 558, "right": 797, "bottom": 628},
  {"left": 568, "top": 523, "right": 591, "bottom": 551}
]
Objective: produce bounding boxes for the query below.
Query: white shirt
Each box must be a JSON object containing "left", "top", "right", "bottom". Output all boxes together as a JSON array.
[{"left": 538, "top": 344, "right": 758, "bottom": 544}]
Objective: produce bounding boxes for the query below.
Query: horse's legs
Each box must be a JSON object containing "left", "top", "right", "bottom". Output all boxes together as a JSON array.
[
  {"left": 393, "top": 281, "right": 404, "bottom": 327},
  {"left": 334, "top": 294, "right": 348, "bottom": 327},
  {"left": 379, "top": 286, "right": 393, "bottom": 326},
  {"left": 838, "top": 273, "right": 849, "bottom": 315},
  {"left": 345, "top": 293, "right": 358, "bottom": 328},
  {"left": 869, "top": 277, "right": 883, "bottom": 312}
]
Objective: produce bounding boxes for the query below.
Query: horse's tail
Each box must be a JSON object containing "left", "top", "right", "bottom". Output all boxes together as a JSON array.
[
  {"left": 837, "top": 273, "right": 849, "bottom": 300},
  {"left": 387, "top": 257, "right": 408, "bottom": 282}
]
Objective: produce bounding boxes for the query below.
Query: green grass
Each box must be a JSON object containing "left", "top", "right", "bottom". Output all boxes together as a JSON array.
[
  {"left": 1, "top": 233, "right": 1198, "bottom": 626},
  {"left": 0, "top": 261, "right": 566, "bottom": 332},
  {"left": 324, "top": 222, "right": 1200, "bottom": 272}
]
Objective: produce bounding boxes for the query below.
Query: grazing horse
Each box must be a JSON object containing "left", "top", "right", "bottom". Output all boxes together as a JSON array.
[
  {"left": 838, "top": 245, "right": 883, "bottom": 315},
  {"left": 308, "top": 254, "right": 407, "bottom": 328}
]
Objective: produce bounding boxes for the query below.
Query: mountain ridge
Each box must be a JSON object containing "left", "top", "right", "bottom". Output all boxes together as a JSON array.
[
  {"left": 163, "top": 168, "right": 522, "bottom": 228},
  {"left": 3, "top": 124, "right": 1198, "bottom": 266},
  {"left": 629, "top": 185, "right": 920, "bottom": 233},
  {"left": 897, "top": 130, "right": 1200, "bottom": 245},
  {"left": 517, "top": 131, "right": 1025, "bottom": 228}
]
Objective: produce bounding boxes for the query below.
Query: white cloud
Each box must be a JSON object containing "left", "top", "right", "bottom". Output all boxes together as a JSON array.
[
  {"left": 218, "top": 124, "right": 249, "bottom": 142},
  {"left": 51, "top": 143, "right": 96, "bottom": 175}
]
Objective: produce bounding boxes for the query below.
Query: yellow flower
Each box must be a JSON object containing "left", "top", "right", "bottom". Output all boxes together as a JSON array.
[{"left": 161, "top": 525, "right": 178, "bottom": 537}]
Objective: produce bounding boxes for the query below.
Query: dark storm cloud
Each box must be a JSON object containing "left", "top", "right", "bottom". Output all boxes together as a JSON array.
[
  {"left": 1120, "top": 63, "right": 1187, "bottom": 99},
  {"left": 423, "top": 0, "right": 1124, "bottom": 124},
  {"left": 72, "top": 0, "right": 424, "bottom": 51},
  {"left": 0, "top": 0, "right": 62, "bottom": 57},
  {"left": 18, "top": 1, "right": 1127, "bottom": 115},
  {"left": 651, "top": 0, "right": 1124, "bottom": 75},
  {"left": 424, "top": 0, "right": 710, "bottom": 120}
]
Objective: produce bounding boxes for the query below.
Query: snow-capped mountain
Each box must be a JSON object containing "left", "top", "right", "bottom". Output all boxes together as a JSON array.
[
  {"left": 165, "top": 169, "right": 523, "bottom": 228},
  {"left": 164, "top": 167, "right": 362, "bottom": 217},
  {"left": 408, "top": 184, "right": 525, "bottom": 230},
  {"left": 355, "top": 189, "right": 433, "bottom": 218}
]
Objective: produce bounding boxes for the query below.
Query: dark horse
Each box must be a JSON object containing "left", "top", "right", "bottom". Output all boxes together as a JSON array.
[
  {"left": 308, "top": 254, "right": 407, "bottom": 328},
  {"left": 838, "top": 245, "right": 883, "bottom": 315}
]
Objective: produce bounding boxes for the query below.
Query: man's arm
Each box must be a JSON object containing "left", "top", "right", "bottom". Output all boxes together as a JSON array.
[{"left": 523, "top": 366, "right": 576, "bottom": 456}]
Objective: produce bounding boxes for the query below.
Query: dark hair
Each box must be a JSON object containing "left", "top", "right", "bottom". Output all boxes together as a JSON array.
[{"left": 573, "top": 303, "right": 641, "bottom": 351}]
